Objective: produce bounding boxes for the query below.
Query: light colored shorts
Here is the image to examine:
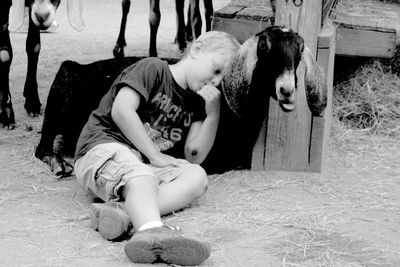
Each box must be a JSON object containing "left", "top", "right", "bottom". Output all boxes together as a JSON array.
[{"left": 74, "top": 142, "right": 193, "bottom": 202}]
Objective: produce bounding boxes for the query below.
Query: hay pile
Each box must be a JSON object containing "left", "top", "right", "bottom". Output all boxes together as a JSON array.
[{"left": 332, "top": 51, "right": 400, "bottom": 138}]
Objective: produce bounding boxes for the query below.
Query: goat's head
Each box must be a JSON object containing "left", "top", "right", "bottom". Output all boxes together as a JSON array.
[
  {"left": 257, "top": 26, "right": 304, "bottom": 111},
  {"left": 29, "top": 0, "right": 61, "bottom": 30},
  {"left": 222, "top": 25, "right": 327, "bottom": 117},
  {"left": 9, "top": 0, "right": 84, "bottom": 32}
]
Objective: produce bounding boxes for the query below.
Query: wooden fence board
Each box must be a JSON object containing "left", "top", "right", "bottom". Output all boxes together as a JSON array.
[
  {"left": 309, "top": 21, "right": 336, "bottom": 172},
  {"left": 263, "top": 0, "right": 323, "bottom": 172},
  {"left": 336, "top": 27, "right": 396, "bottom": 57}
]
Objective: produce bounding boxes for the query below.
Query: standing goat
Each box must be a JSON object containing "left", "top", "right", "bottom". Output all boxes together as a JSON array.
[
  {"left": 35, "top": 26, "right": 327, "bottom": 176},
  {"left": 113, "top": 0, "right": 213, "bottom": 58},
  {"left": 0, "top": 0, "right": 83, "bottom": 129}
]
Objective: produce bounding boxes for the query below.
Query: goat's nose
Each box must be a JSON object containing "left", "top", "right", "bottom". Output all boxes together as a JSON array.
[
  {"left": 280, "top": 87, "right": 292, "bottom": 98},
  {"left": 35, "top": 13, "right": 50, "bottom": 24}
]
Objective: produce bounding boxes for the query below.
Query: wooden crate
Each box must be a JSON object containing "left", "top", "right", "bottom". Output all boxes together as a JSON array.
[
  {"left": 212, "top": 0, "right": 335, "bottom": 172},
  {"left": 212, "top": 5, "right": 274, "bottom": 43},
  {"left": 333, "top": 0, "right": 398, "bottom": 57}
]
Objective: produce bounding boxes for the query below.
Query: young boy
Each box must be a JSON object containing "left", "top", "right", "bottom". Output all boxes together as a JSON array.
[{"left": 74, "top": 31, "right": 240, "bottom": 265}]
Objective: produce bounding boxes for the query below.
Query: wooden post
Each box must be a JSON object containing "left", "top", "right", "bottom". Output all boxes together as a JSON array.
[
  {"left": 252, "top": 0, "right": 327, "bottom": 172},
  {"left": 309, "top": 20, "right": 336, "bottom": 172}
]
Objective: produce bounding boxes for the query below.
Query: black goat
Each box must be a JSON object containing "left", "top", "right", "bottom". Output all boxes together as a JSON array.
[
  {"left": 35, "top": 26, "right": 327, "bottom": 176},
  {"left": 113, "top": 0, "right": 213, "bottom": 58},
  {"left": 0, "top": 0, "right": 83, "bottom": 129},
  {"left": 34, "top": 56, "right": 165, "bottom": 175}
]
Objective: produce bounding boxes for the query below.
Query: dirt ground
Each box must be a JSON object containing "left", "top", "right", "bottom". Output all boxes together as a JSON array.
[{"left": 1, "top": 0, "right": 400, "bottom": 266}]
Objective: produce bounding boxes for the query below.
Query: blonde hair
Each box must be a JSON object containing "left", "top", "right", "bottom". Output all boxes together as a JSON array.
[{"left": 183, "top": 31, "right": 240, "bottom": 62}]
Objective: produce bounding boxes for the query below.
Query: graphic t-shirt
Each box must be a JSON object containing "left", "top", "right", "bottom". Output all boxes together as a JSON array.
[{"left": 74, "top": 57, "right": 205, "bottom": 161}]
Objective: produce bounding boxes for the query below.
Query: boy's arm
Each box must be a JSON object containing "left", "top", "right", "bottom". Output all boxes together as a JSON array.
[
  {"left": 184, "top": 85, "right": 221, "bottom": 164},
  {"left": 112, "top": 87, "right": 180, "bottom": 167}
]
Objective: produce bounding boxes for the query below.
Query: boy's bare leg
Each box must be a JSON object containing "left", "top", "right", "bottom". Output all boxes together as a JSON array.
[
  {"left": 122, "top": 175, "right": 162, "bottom": 230},
  {"left": 89, "top": 173, "right": 163, "bottom": 241},
  {"left": 92, "top": 164, "right": 208, "bottom": 240},
  {"left": 122, "top": 164, "right": 208, "bottom": 228},
  {"left": 122, "top": 165, "right": 211, "bottom": 265},
  {"left": 157, "top": 164, "right": 208, "bottom": 215}
]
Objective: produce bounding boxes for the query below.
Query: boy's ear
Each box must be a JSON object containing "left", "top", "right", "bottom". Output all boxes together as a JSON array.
[{"left": 189, "top": 41, "right": 203, "bottom": 58}]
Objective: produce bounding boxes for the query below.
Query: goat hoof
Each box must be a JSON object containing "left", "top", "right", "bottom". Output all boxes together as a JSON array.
[
  {"left": 60, "top": 163, "right": 74, "bottom": 178},
  {"left": 24, "top": 103, "right": 41, "bottom": 116},
  {"left": 55, "top": 161, "right": 74, "bottom": 178},
  {"left": 44, "top": 155, "right": 74, "bottom": 178},
  {"left": 2, "top": 123, "right": 15, "bottom": 130},
  {"left": 178, "top": 41, "right": 187, "bottom": 52},
  {"left": 28, "top": 112, "right": 38, "bottom": 117},
  {"left": 149, "top": 50, "right": 158, "bottom": 58},
  {"left": 185, "top": 33, "right": 193, "bottom": 43},
  {"left": 0, "top": 109, "right": 16, "bottom": 130},
  {"left": 113, "top": 45, "right": 125, "bottom": 58},
  {"left": 178, "top": 47, "right": 185, "bottom": 55}
]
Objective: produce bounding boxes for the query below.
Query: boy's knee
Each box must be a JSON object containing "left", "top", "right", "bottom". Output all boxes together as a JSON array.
[
  {"left": 122, "top": 175, "right": 158, "bottom": 199},
  {"left": 188, "top": 164, "right": 209, "bottom": 195}
]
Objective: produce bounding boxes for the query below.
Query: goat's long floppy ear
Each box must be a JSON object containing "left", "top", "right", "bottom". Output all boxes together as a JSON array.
[
  {"left": 9, "top": 0, "right": 25, "bottom": 32},
  {"left": 301, "top": 46, "right": 328, "bottom": 116},
  {"left": 67, "top": 0, "right": 85, "bottom": 32},
  {"left": 222, "top": 36, "right": 259, "bottom": 117}
]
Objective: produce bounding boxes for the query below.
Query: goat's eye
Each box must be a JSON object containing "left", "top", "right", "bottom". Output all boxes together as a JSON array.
[{"left": 214, "top": 69, "right": 221, "bottom": 75}]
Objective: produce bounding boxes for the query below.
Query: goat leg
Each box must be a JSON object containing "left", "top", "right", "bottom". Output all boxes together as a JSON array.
[
  {"left": 36, "top": 59, "right": 84, "bottom": 177},
  {"left": 35, "top": 108, "right": 58, "bottom": 163},
  {"left": 181, "top": 0, "right": 202, "bottom": 45},
  {"left": 149, "top": 0, "right": 161, "bottom": 57},
  {"left": 0, "top": 48, "right": 15, "bottom": 129},
  {"left": 113, "top": 0, "right": 131, "bottom": 58},
  {"left": 52, "top": 135, "right": 74, "bottom": 177},
  {"left": 0, "top": 1, "right": 15, "bottom": 129},
  {"left": 43, "top": 152, "right": 74, "bottom": 178},
  {"left": 23, "top": 9, "right": 41, "bottom": 116},
  {"left": 174, "top": 0, "right": 186, "bottom": 52},
  {"left": 183, "top": 1, "right": 193, "bottom": 43},
  {"left": 203, "top": 0, "right": 213, "bottom": 32},
  {"left": 0, "top": 92, "right": 15, "bottom": 130},
  {"left": 270, "top": 0, "right": 276, "bottom": 15},
  {"left": 36, "top": 128, "right": 74, "bottom": 177},
  {"left": 188, "top": 0, "right": 202, "bottom": 39}
]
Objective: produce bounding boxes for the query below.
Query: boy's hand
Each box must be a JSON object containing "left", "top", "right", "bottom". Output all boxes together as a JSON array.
[
  {"left": 197, "top": 85, "right": 221, "bottom": 117},
  {"left": 149, "top": 152, "right": 183, "bottom": 168}
]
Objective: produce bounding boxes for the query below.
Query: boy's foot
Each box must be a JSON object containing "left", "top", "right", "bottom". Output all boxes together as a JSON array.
[
  {"left": 124, "top": 225, "right": 211, "bottom": 266},
  {"left": 89, "top": 202, "right": 133, "bottom": 241}
]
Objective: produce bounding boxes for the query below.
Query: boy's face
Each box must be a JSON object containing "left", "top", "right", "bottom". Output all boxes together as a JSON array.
[{"left": 186, "top": 50, "right": 228, "bottom": 92}]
